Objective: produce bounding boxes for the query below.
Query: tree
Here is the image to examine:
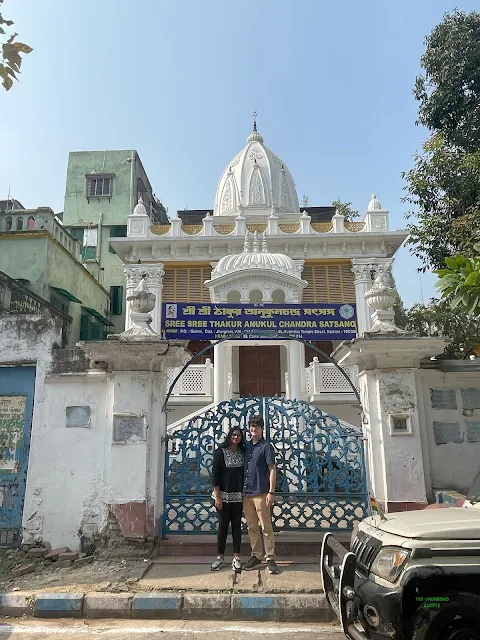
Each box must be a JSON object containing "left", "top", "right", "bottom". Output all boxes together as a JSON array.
[
  {"left": 0, "top": 0, "right": 32, "bottom": 91},
  {"left": 403, "top": 134, "right": 480, "bottom": 270},
  {"left": 403, "top": 10, "right": 480, "bottom": 270},
  {"left": 404, "top": 299, "right": 480, "bottom": 359},
  {"left": 435, "top": 250, "right": 480, "bottom": 316},
  {"left": 332, "top": 199, "right": 359, "bottom": 221},
  {"left": 393, "top": 296, "right": 409, "bottom": 329},
  {"left": 300, "top": 195, "right": 310, "bottom": 208},
  {"left": 414, "top": 9, "right": 480, "bottom": 153}
]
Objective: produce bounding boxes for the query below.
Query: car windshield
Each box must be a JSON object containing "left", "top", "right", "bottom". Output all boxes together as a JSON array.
[{"left": 466, "top": 466, "right": 480, "bottom": 503}]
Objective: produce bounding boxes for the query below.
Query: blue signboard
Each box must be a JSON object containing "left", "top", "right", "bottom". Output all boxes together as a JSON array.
[{"left": 162, "top": 302, "right": 357, "bottom": 341}]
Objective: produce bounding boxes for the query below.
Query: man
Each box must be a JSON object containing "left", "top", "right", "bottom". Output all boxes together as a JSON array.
[{"left": 242, "top": 416, "right": 278, "bottom": 574}]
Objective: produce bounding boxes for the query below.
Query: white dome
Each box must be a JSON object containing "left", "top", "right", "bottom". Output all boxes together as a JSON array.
[
  {"left": 211, "top": 232, "right": 298, "bottom": 279},
  {"left": 214, "top": 123, "right": 299, "bottom": 217}
]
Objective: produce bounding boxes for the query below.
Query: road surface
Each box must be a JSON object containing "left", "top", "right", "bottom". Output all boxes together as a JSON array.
[{"left": 0, "top": 619, "right": 345, "bottom": 639}]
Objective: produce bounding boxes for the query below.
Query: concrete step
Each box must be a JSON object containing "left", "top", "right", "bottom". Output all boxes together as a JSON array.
[
  {"left": 156, "top": 531, "right": 351, "bottom": 557},
  {"left": 152, "top": 555, "right": 320, "bottom": 565},
  {"left": 141, "top": 561, "right": 325, "bottom": 594}
]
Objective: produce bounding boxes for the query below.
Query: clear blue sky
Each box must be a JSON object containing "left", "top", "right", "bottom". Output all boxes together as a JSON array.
[{"left": 0, "top": 0, "right": 473, "bottom": 307}]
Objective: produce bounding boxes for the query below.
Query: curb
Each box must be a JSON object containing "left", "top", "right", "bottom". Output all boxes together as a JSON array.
[{"left": 0, "top": 591, "right": 335, "bottom": 622}]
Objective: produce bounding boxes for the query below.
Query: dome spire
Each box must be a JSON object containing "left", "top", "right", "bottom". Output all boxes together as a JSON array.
[
  {"left": 243, "top": 231, "right": 251, "bottom": 253},
  {"left": 247, "top": 109, "right": 264, "bottom": 144},
  {"left": 262, "top": 231, "right": 269, "bottom": 253},
  {"left": 252, "top": 231, "right": 259, "bottom": 253}
]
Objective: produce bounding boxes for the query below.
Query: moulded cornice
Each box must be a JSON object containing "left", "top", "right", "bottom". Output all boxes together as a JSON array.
[{"left": 111, "top": 230, "right": 407, "bottom": 264}]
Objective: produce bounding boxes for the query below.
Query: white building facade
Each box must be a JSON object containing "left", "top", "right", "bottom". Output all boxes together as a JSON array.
[{"left": 111, "top": 122, "right": 407, "bottom": 428}]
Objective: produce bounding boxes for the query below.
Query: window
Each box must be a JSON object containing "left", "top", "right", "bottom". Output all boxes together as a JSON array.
[
  {"left": 4, "top": 216, "right": 12, "bottom": 231},
  {"left": 68, "top": 227, "right": 98, "bottom": 261},
  {"left": 109, "top": 225, "right": 127, "bottom": 254},
  {"left": 69, "top": 227, "right": 84, "bottom": 242},
  {"left": 16, "top": 217, "right": 24, "bottom": 230},
  {"left": 110, "top": 286, "right": 123, "bottom": 315},
  {"left": 86, "top": 175, "right": 113, "bottom": 199},
  {"left": 80, "top": 309, "right": 106, "bottom": 341},
  {"left": 50, "top": 290, "right": 70, "bottom": 315},
  {"left": 302, "top": 263, "right": 356, "bottom": 303}
]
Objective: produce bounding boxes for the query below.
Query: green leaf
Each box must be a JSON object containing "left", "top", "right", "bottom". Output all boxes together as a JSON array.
[
  {"left": 444, "top": 256, "right": 462, "bottom": 269},
  {"left": 451, "top": 293, "right": 466, "bottom": 309},
  {"left": 0, "top": 64, "right": 13, "bottom": 90},
  {"left": 11, "top": 42, "right": 32, "bottom": 54},
  {"left": 464, "top": 272, "right": 480, "bottom": 287},
  {"left": 467, "top": 294, "right": 480, "bottom": 316}
]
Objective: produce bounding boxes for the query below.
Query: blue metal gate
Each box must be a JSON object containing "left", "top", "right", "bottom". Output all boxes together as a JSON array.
[
  {"left": 0, "top": 367, "right": 36, "bottom": 546},
  {"left": 162, "top": 397, "right": 368, "bottom": 536}
]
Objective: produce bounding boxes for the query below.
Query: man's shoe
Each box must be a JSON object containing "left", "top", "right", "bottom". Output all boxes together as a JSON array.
[
  {"left": 266, "top": 558, "right": 279, "bottom": 574},
  {"left": 243, "top": 556, "right": 262, "bottom": 571}
]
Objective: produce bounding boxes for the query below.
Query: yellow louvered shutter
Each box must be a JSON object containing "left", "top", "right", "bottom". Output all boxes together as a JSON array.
[
  {"left": 301, "top": 263, "right": 355, "bottom": 304},
  {"left": 340, "top": 264, "right": 356, "bottom": 302},
  {"left": 302, "top": 266, "right": 315, "bottom": 303},
  {"left": 162, "top": 266, "right": 212, "bottom": 302}
]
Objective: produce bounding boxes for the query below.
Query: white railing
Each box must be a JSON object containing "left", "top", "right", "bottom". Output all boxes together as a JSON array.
[
  {"left": 167, "top": 359, "right": 214, "bottom": 397},
  {"left": 166, "top": 358, "right": 358, "bottom": 399},
  {"left": 305, "top": 358, "right": 359, "bottom": 395}
]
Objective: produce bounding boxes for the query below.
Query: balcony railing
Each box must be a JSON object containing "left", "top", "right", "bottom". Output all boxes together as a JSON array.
[
  {"left": 166, "top": 358, "right": 358, "bottom": 400},
  {"left": 0, "top": 270, "right": 71, "bottom": 346},
  {"left": 1, "top": 209, "right": 81, "bottom": 260},
  {"left": 305, "top": 358, "right": 359, "bottom": 396},
  {"left": 167, "top": 359, "right": 214, "bottom": 397}
]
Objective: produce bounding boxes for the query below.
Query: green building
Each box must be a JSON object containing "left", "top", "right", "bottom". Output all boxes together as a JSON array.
[
  {"left": 62, "top": 150, "right": 167, "bottom": 333},
  {"left": 0, "top": 206, "right": 110, "bottom": 346}
]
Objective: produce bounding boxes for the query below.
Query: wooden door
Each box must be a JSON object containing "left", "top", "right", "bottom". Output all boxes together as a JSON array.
[{"left": 239, "top": 346, "right": 281, "bottom": 397}]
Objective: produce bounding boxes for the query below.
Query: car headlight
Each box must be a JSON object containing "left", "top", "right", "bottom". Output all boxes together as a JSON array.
[{"left": 370, "top": 547, "right": 410, "bottom": 582}]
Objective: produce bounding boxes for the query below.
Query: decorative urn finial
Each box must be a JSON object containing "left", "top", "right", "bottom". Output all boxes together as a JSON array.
[{"left": 364, "top": 265, "right": 405, "bottom": 334}]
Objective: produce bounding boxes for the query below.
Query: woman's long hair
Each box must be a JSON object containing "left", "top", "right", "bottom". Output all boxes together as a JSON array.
[{"left": 220, "top": 426, "right": 245, "bottom": 449}]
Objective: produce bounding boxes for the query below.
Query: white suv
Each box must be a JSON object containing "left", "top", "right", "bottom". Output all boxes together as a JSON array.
[{"left": 321, "top": 466, "right": 480, "bottom": 639}]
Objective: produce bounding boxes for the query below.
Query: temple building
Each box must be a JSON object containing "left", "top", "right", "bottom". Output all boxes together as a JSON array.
[{"left": 111, "top": 120, "right": 407, "bottom": 426}]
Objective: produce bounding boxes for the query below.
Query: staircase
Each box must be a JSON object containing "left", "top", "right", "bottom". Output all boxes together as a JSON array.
[{"left": 155, "top": 530, "right": 351, "bottom": 562}]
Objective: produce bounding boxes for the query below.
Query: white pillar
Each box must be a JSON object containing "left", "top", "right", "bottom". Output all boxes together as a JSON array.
[
  {"left": 351, "top": 259, "right": 373, "bottom": 337},
  {"left": 123, "top": 264, "right": 164, "bottom": 333},
  {"left": 287, "top": 340, "right": 304, "bottom": 401},
  {"left": 214, "top": 342, "right": 226, "bottom": 404},
  {"left": 336, "top": 336, "right": 447, "bottom": 513}
]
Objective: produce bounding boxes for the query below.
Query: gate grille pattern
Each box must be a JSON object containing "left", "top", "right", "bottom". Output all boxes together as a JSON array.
[{"left": 162, "top": 397, "right": 368, "bottom": 535}]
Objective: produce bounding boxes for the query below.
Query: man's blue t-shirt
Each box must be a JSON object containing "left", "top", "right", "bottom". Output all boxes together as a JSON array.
[{"left": 243, "top": 438, "right": 276, "bottom": 496}]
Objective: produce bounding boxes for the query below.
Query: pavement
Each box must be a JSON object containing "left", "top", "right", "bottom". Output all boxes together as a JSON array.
[
  {"left": 0, "top": 556, "right": 335, "bottom": 623},
  {"left": 0, "top": 619, "right": 345, "bottom": 639}
]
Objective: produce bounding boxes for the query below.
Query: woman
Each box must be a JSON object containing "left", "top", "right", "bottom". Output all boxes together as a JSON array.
[{"left": 211, "top": 427, "right": 245, "bottom": 571}]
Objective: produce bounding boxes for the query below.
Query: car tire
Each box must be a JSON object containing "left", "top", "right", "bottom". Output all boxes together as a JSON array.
[{"left": 410, "top": 592, "right": 480, "bottom": 640}]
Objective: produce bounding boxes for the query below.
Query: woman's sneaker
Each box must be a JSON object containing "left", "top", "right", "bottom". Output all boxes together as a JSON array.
[
  {"left": 232, "top": 557, "right": 242, "bottom": 572},
  {"left": 243, "top": 556, "right": 262, "bottom": 571},
  {"left": 211, "top": 557, "right": 225, "bottom": 571}
]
